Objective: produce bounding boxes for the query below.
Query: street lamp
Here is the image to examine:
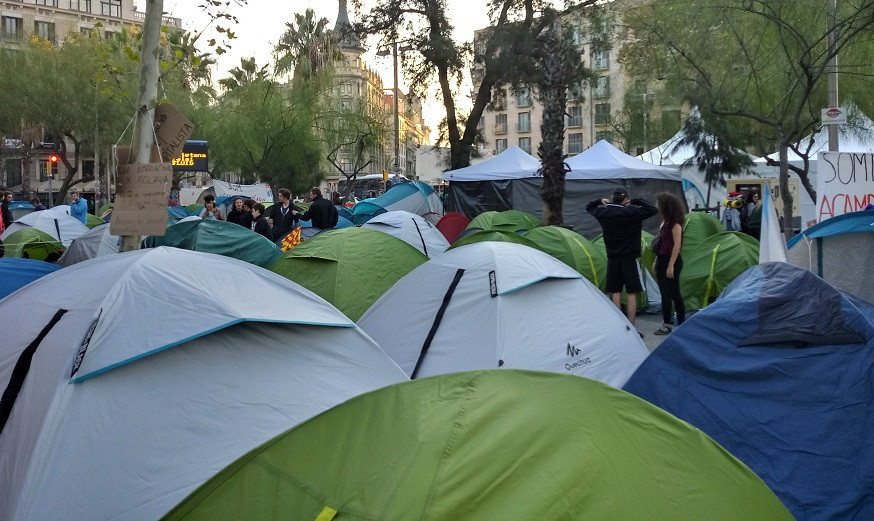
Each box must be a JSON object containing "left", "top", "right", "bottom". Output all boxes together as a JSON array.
[{"left": 377, "top": 41, "right": 413, "bottom": 187}]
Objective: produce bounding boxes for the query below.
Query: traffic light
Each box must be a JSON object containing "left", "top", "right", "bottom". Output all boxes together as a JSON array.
[{"left": 49, "top": 154, "right": 59, "bottom": 178}]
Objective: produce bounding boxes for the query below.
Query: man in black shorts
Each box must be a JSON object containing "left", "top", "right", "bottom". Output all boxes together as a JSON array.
[{"left": 586, "top": 188, "right": 658, "bottom": 331}]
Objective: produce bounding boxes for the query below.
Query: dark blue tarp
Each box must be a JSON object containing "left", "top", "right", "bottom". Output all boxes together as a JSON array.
[
  {"left": 624, "top": 262, "right": 874, "bottom": 521},
  {"left": 0, "top": 258, "right": 61, "bottom": 299}
]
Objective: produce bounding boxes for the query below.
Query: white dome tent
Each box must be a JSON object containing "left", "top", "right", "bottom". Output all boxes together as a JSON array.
[
  {"left": 0, "top": 205, "right": 88, "bottom": 247},
  {"left": 358, "top": 242, "right": 649, "bottom": 388},
  {"left": 361, "top": 210, "right": 450, "bottom": 257},
  {"left": 0, "top": 247, "right": 407, "bottom": 521}
]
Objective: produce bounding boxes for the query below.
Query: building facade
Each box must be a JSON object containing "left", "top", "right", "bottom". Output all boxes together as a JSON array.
[
  {"left": 323, "top": 0, "right": 429, "bottom": 196},
  {"left": 0, "top": 0, "right": 181, "bottom": 203},
  {"left": 472, "top": 3, "right": 669, "bottom": 158}
]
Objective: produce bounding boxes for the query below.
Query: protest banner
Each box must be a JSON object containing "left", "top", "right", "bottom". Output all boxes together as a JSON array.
[
  {"left": 110, "top": 162, "right": 173, "bottom": 236},
  {"left": 817, "top": 152, "right": 874, "bottom": 220},
  {"left": 212, "top": 179, "right": 273, "bottom": 202}
]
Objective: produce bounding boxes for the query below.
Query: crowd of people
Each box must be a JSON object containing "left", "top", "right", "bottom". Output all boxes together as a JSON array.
[{"left": 200, "top": 187, "right": 339, "bottom": 245}]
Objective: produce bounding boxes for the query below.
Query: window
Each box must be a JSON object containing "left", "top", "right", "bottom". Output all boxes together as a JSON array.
[
  {"left": 595, "top": 131, "right": 613, "bottom": 144},
  {"left": 518, "top": 137, "right": 531, "bottom": 155},
  {"left": 568, "top": 133, "right": 583, "bottom": 154},
  {"left": 515, "top": 89, "right": 531, "bottom": 107},
  {"left": 72, "top": 0, "right": 92, "bottom": 12},
  {"left": 34, "top": 21, "right": 56, "bottom": 43},
  {"left": 593, "top": 76, "right": 610, "bottom": 99},
  {"left": 477, "top": 116, "right": 484, "bottom": 129},
  {"left": 4, "top": 158, "right": 22, "bottom": 187},
  {"left": 595, "top": 103, "right": 611, "bottom": 125},
  {"left": 517, "top": 112, "right": 531, "bottom": 132},
  {"left": 571, "top": 25, "right": 583, "bottom": 46},
  {"left": 101, "top": 0, "right": 121, "bottom": 17},
  {"left": 567, "top": 106, "right": 582, "bottom": 127},
  {"left": 2, "top": 16, "right": 23, "bottom": 39},
  {"left": 495, "top": 113, "right": 507, "bottom": 134},
  {"left": 80, "top": 26, "right": 94, "bottom": 36},
  {"left": 474, "top": 39, "right": 486, "bottom": 58},
  {"left": 104, "top": 30, "right": 117, "bottom": 40},
  {"left": 472, "top": 67, "right": 484, "bottom": 84},
  {"left": 566, "top": 83, "right": 582, "bottom": 102},
  {"left": 495, "top": 139, "right": 508, "bottom": 154},
  {"left": 39, "top": 0, "right": 59, "bottom": 6},
  {"left": 592, "top": 47, "right": 609, "bottom": 70},
  {"left": 493, "top": 88, "right": 506, "bottom": 110},
  {"left": 39, "top": 159, "right": 49, "bottom": 182}
]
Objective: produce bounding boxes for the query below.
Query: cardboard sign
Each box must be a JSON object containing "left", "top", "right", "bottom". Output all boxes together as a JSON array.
[
  {"left": 816, "top": 152, "right": 874, "bottom": 221},
  {"left": 113, "top": 144, "right": 160, "bottom": 166},
  {"left": 154, "top": 104, "right": 194, "bottom": 162},
  {"left": 110, "top": 162, "right": 173, "bottom": 236}
]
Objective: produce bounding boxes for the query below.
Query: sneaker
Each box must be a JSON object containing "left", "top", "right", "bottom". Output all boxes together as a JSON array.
[{"left": 654, "top": 325, "right": 672, "bottom": 336}]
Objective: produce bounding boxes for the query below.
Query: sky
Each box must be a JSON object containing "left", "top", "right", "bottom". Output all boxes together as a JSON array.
[{"left": 163, "top": 0, "right": 492, "bottom": 144}]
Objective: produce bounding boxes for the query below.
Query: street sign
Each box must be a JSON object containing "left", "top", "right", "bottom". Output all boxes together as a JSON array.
[{"left": 822, "top": 107, "right": 847, "bottom": 126}]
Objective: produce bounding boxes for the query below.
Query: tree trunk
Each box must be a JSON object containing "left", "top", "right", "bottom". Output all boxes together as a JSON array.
[
  {"left": 538, "top": 21, "right": 567, "bottom": 227},
  {"left": 777, "top": 136, "right": 794, "bottom": 241}
]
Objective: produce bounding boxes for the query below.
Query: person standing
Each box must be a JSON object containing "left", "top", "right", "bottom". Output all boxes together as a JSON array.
[
  {"left": 586, "top": 188, "right": 658, "bottom": 332},
  {"left": 226, "top": 197, "right": 246, "bottom": 226},
  {"left": 292, "top": 187, "right": 338, "bottom": 230},
  {"left": 70, "top": 191, "right": 88, "bottom": 225},
  {"left": 1, "top": 191, "right": 14, "bottom": 230},
  {"left": 30, "top": 197, "right": 47, "bottom": 211},
  {"left": 268, "top": 188, "right": 300, "bottom": 242},
  {"left": 199, "top": 194, "right": 225, "bottom": 220},
  {"left": 250, "top": 203, "right": 272, "bottom": 240},
  {"left": 240, "top": 199, "right": 255, "bottom": 230},
  {"left": 652, "top": 192, "right": 686, "bottom": 335}
]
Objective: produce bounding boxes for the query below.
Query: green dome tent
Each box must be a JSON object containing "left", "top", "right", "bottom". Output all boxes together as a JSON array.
[
  {"left": 466, "top": 209, "right": 542, "bottom": 233},
  {"left": 681, "top": 231, "right": 759, "bottom": 310},
  {"left": 269, "top": 227, "right": 427, "bottom": 321},
  {"left": 1, "top": 228, "right": 64, "bottom": 260},
  {"left": 164, "top": 371, "right": 793, "bottom": 521},
  {"left": 681, "top": 211, "right": 723, "bottom": 257},
  {"left": 85, "top": 213, "right": 105, "bottom": 229},
  {"left": 524, "top": 226, "right": 607, "bottom": 289},
  {"left": 142, "top": 219, "right": 282, "bottom": 268},
  {"left": 449, "top": 229, "right": 540, "bottom": 250}
]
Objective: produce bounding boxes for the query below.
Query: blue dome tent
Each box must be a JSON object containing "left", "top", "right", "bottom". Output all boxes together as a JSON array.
[{"left": 624, "top": 262, "right": 874, "bottom": 520}]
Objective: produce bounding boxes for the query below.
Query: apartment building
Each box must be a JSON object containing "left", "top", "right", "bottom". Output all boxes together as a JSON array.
[
  {"left": 323, "top": 0, "right": 430, "bottom": 195},
  {"left": 0, "top": 0, "right": 181, "bottom": 201},
  {"left": 472, "top": 5, "right": 632, "bottom": 158}
]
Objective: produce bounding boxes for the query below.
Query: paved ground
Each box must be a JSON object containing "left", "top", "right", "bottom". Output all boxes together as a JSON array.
[{"left": 633, "top": 311, "right": 672, "bottom": 352}]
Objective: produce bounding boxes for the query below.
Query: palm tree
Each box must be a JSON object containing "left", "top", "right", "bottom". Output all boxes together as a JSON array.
[{"left": 274, "top": 9, "right": 342, "bottom": 81}]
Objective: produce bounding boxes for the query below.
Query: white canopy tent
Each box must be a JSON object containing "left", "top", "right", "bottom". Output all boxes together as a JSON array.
[
  {"left": 566, "top": 140, "right": 681, "bottom": 180},
  {"left": 443, "top": 146, "right": 541, "bottom": 181},
  {"left": 0, "top": 247, "right": 407, "bottom": 521}
]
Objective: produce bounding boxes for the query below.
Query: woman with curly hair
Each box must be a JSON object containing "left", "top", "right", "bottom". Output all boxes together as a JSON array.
[{"left": 652, "top": 192, "right": 686, "bottom": 335}]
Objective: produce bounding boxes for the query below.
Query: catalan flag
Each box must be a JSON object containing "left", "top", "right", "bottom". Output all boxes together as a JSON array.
[{"left": 280, "top": 227, "right": 302, "bottom": 251}]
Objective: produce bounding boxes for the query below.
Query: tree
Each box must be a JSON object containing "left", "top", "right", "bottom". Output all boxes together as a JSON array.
[
  {"left": 274, "top": 9, "right": 343, "bottom": 81},
  {"left": 322, "top": 98, "right": 389, "bottom": 196},
  {"left": 205, "top": 57, "right": 324, "bottom": 194},
  {"left": 620, "top": 0, "right": 874, "bottom": 237}
]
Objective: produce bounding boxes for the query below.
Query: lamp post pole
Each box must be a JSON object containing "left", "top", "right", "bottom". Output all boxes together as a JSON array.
[
  {"left": 827, "top": 0, "right": 839, "bottom": 152},
  {"left": 392, "top": 40, "right": 400, "bottom": 184}
]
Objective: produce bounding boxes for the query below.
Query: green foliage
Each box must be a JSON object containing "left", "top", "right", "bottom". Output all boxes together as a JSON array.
[
  {"left": 274, "top": 9, "right": 343, "bottom": 82},
  {"left": 620, "top": 0, "right": 874, "bottom": 234},
  {"left": 202, "top": 57, "right": 324, "bottom": 194}
]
